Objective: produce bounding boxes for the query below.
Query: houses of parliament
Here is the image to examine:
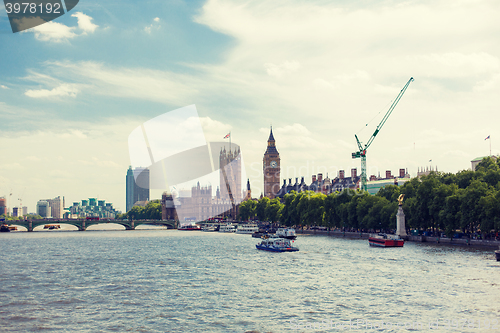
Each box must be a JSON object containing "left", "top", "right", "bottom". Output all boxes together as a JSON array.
[{"left": 159, "top": 127, "right": 409, "bottom": 221}]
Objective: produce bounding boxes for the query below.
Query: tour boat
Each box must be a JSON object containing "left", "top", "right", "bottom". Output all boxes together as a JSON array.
[
  {"left": 256, "top": 235, "right": 299, "bottom": 252},
  {"left": 44, "top": 224, "right": 61, "bottom": 230},
  {"left": 218, "top": 224, "right": 236, "bottom": 233},
  {"left": 201, "top": 225, "right": 216, "bottom": 232},
  {"left": 236, "top": 224, "right": 259, "bottom": 234},
  {"left": 276, "top": 228, "right": 297, "bottom": 240},
  {"left": 368, "top": 233, "right": 404, "bottom": 247},
  {"left": 178, "top": 224, "right": 201, "bottom": 231},
  {"left": 495, "top": 247, "right": 500, "bottom": 261}
]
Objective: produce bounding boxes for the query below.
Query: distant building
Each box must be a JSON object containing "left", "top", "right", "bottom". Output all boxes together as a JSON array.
[
  {"left": 45, "top": 196, "right": 63, "bottom": 219},
  {"left": 0, "top": 197, "right": 6, "bottom": 216},
  {"left": 417, "top": 166, "right": 438, "bottom": 177},
  {"left": 12, "top": 207, "right": 21, "bottom": 217},
  {"left": 275, "top": 168, "right": 410, "bottom": 197},
  {"left": 263, "top": 127, "right": 280, "bottom": 199},
  {"left": 69, "top": 198, "right": 120, "bottom": 219},
  {"left": 366, "top": 168, "right": 410, "bottom": 195},
  {"left": 471, "top": 156, "right": 497, "bottom": 171},
  {"left": 220, "top": 146, "right": 242, "bottom": 202},
  {"left": 36, "top": 200, "right": 51, "bottom": 218},
  {"left": 126, "top": 166, "right": 150, "bottom": 212}
]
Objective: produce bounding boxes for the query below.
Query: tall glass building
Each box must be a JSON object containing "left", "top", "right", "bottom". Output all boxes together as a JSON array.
[{"left": 126, "top": 166, "right": 150, "bottom": 212}]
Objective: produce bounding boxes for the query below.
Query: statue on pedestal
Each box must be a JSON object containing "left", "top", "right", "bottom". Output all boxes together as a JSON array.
[{"left": 396, "top": 194, "right": 407, "bottom": 236}]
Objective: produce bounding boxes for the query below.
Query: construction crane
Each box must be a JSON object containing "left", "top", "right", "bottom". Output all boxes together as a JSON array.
[{"left": 352, "top": 77, "right": 414, "bottom": 191}]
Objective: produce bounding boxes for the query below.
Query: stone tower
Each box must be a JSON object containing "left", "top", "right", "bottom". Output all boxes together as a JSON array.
[
  {"left": 263, "top": 127, "right": 280, "bottom": 199},
  {"left": 219, "top": 146, "right": 241, "bottom": 203}
]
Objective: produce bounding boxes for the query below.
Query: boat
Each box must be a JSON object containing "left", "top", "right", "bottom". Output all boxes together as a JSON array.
[
  {"left": 276, "top": 227, "right": 297, "bottom": 239},
  {"left": 218, "top": 224, "right": 236, "bottom": 233},
  {"left": 0, "top": 224, "right": 10, "bottom": 232},
  {"left": 369, "top": 233, "right": 404, "bottom": 247},
  {"left": 256, "top": 235, "right": 299, "bottom": 252},
  {"left": 44, "top": 224, "right": 61, "bottom": 230},
  {"left": 236, "top": 224, "right": 259, "bottom": 234},
  {"left": 178, "top": 224, "right": 201, "bottom": 231},
  {"left": 201, "top": 225, "right": 216, "bottom": 232},
  {"left": 495, "top": 247, "right": 500, "bottom": 261}
]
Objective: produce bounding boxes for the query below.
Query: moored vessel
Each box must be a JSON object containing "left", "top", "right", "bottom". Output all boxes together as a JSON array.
[
  {"left": 178, "top": 224, "right": 201, "bottom": 231},
  {"left": 236, "top": 224, "right": 259, "bottom": 234},
  {"left": 201, "top": 225, "right": 216, "bottom": 232},
  {"left": 219, "top": 224, "right": 236, "bottom": 233},
  {"left": 256, "top": 235, "right": 299, "bottom": 252},
  {"left": 276, "top": 227, "right": 297, "bottom": 239},
  {"left": 369, "top": 233, "right": 404, "bottom": 247}
]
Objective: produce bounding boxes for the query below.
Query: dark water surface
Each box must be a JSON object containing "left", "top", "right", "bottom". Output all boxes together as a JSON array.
[{"left": 1, "top": 230, "right": 499, "bottom": 332}]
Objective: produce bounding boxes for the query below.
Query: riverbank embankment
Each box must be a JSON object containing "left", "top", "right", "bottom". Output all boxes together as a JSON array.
[{"left": 296, "top": 229, "right": 500, "bottom": 249}]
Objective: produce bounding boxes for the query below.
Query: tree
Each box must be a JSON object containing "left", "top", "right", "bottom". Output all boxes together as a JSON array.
[
  {"left": 238, "top": 200, "right": 257, "bottom": 221},
  {"left": 256, "top": 197, "right": 270, "bottom": 221},
  {"left": 144, "top": 200, "right": 162, "bottom": 220},
  {"left": 266, "top": 198, "right": 284, "bottom": 223},
  {"left": 376, "top": 185, "right": 401, "bottom": 203},
  {"left": 305, "top": 192, "right": 326, "bottom": 226},
  {"left": 280, "top": 192, "right": 296, "bottom": 226}
]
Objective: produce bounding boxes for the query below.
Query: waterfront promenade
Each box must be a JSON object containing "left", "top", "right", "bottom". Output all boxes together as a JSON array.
[{"left": 297, "top": 229, "right": 500, "bottom": 249}]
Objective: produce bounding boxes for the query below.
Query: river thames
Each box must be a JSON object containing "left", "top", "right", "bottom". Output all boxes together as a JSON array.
[{"left": 1, "top": 229, "right": 499, "bottom": 332}]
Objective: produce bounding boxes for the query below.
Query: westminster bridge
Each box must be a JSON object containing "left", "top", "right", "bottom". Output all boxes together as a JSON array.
[{"left": 6, "top": 219, "right": 177, "bottom": 232}]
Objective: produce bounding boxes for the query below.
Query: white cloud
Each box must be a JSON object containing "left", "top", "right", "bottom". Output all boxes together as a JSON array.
[
  {"left": 26, "top": 61, "right": 197, "bottom": 104},
  {"left": 264, "top": 61, "right": 300, "bottom": 78},
  {"left": 144, "top": 17, "right": 161, "bottom": 34},
  {"left": 71, "top": 12, "right": 99, "bottom": 34},
  {"left": 25, "top": 83, "right": 80, "bottom": 98},
  {"left": 30, "top": 21, "right": 78, "bottom": 42},
  {"left": 0, "top": 85, "right": 9, "bottom": 89},
  {"left": 23, "top": 12, "right": 98, "bottom": 42},
  {"left": 199, "top": 117, "right": 232, "bottom": 142}
]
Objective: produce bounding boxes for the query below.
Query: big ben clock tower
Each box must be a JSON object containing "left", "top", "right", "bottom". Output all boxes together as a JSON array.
[{"left": 263, "top": 127, "right": 280, "bottom": 199}]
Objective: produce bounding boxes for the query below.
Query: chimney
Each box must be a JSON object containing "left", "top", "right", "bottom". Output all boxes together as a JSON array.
[
  {"left": 386, "top": 170, "right": 392, "bottom": 179},
  {"left": 339, "top": 170, "right": 345, "bottom": 179},
  {"left": 318, "top": 173, "right": 323, "bottom": 182},
  {"left": 312, "top": 175, "right": 317, "bottom": 183},
  {"left": 399, "top": 168, "right": 405, "bottom": 178},
  {"left": 351, "top": 168, "right": 357, "bottom": 178}
]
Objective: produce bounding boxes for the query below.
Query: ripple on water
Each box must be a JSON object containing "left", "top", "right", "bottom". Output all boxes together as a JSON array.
[{"left": 1, "top": 232, "right": 499, "bottom": 332}]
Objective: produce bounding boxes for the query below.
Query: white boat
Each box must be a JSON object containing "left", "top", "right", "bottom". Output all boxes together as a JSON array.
[
  {"left": 178, "top": 224, "right": 201, "bottom": 231},
  {"left": 236, "top": 224, "right": 259, "bottom": 234},
  {"left": 219, "top": 224, "right": 236, "bottom": 233},
  {"left": 276, "top": 228, "right": 297, "bottom": 239},
  {"left": 201, "top": 225, "right": 216, "bottom": 232}
]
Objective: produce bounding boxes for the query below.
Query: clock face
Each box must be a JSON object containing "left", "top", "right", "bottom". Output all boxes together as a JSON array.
[{"left": 270, "top": 161, "right": 277, "bottom": 168}]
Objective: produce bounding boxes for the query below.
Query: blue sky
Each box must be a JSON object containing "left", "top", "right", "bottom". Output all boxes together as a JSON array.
[{"left": 1, "top": 0, "right": 500, "bottom": 213}]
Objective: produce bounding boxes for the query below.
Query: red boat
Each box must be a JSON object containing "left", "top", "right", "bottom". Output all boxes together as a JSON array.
[{"left": 369, "top": 233, "right": 404, "bottom": 247}]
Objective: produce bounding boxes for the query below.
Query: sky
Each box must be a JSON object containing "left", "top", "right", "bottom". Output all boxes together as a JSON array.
[{"left": 1, "top": 0, "right": 500, "bottom": 214}]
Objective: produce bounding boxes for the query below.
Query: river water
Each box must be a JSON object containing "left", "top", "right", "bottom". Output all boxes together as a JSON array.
[{"left": 1, "top": 229, "right": 499, "bottom": 332}]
